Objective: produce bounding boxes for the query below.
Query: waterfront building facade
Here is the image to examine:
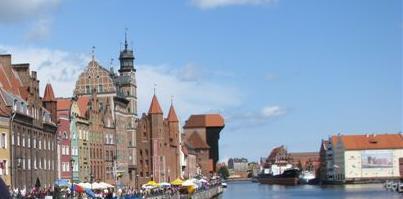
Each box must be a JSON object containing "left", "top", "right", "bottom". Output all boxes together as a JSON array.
[
  {"left": 183, "top": 114, "right": 225, "bottom": 174},
  {"left": 56, "top": 98, "right": 72, "bottom": 180},
  {"left": 0, "top": 54, "right": 58, "bottom": 188},
  {"left": 183, "top": 130, "right": 210, "bottom": 176},
  {"left": 136, "top": 95, "right": 181, "bottom": 185},
  {"left": 0, "top": 94, "right": 11, "bottom": 186},
  {"left": 323, "top": 133, "right": 403, "bottom": 183}
]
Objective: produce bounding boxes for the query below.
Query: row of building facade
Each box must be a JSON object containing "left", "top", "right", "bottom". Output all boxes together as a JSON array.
[
  {"left": 0, "top": 35, "right": 225, "bottom": 189},
  {"left": 318, "top": 133, "right": 403, "bottom": 183}
]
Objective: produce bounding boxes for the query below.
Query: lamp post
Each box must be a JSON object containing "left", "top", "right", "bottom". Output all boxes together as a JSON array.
[{"left": 70, "top": 158, "right": 75, "bottom": 199}]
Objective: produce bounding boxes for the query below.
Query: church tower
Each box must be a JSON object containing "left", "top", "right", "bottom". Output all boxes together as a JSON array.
[{"left": 118, "top": 31, "right": 137, "bottom": 116}]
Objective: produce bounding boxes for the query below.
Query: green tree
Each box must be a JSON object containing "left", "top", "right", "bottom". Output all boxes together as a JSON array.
[{"left": 218, "top": 166, "right": 230, "bottom": 179}]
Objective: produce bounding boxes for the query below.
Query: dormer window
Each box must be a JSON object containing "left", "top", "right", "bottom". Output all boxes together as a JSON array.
[{"left": 13, "top": 99, "right": 17, "bottom": 111}]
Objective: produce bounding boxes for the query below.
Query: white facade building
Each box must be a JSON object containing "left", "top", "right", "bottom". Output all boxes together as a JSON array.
[{"left": 326, "top": 133, "right": 403, "bottom": 183}]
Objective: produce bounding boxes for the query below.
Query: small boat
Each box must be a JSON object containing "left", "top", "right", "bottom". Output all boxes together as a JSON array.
[
  {"left": 221, "top": 182, "right": 228, "bottom": 188},
  {"left": 298, "top": 171, "right": 315, "bottom": 184},
  {"left": 392, "top": 182, "right": 398, "bottom": 192},
  {"left": 385, "top": 180, "right": 392, "bottom": 190},
  {"left": 257, "top": 169, "right": 300, "bottom": 186}
]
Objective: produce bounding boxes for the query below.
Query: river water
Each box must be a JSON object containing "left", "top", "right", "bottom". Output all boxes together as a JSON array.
[{"left": 218, "top": 181, "right": 402, "bottom": 199}]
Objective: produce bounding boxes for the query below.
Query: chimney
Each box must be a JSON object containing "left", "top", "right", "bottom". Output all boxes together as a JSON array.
[{"left": 31, "top": 71, "right": 37, "bottom": 79}]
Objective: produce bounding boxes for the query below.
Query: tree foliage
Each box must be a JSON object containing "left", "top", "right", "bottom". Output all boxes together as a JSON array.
[{"left": 218, "top": 166, "right": 230, "bottom": 179}]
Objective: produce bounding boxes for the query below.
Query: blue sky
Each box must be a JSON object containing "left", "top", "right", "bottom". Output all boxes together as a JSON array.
[{"left": 0, "top": 0, "right": 401, "bottom": 161}]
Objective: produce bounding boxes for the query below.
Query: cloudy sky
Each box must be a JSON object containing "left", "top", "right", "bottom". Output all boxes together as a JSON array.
[{"left": 0, "top": 0, "right": 401, "bottom": 161}]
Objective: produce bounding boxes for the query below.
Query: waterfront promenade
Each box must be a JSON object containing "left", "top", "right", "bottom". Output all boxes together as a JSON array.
[{"left": 219, "top": 181, "right": 401, "bottom": 199}]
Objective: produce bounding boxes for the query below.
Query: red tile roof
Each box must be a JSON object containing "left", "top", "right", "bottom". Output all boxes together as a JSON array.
[
  {"left": 167, "top": 104, "right": 179, "bottom": 122},
  {"left": 77, "top": 96, "right": 90, "bottom": 117},
  {"left": 43, "top": 83, "right": 55, "bottom": 101},
  {"left": 332, "top": 133, "right": 403, "bottom": 150},
  {"left": 148, "top": 95, "right": 163, "bottom": 114},
  {"left": 184, "top": 114, "right": 224, "bottom": 128},
  {"left": 56, "top": 98, "right": 72, "bottom": 111},
  {"left": 0, "top": 58, "right": 23, "bottom": 97}
]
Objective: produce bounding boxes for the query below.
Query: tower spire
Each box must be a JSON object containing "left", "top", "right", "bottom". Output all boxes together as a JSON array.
[
  {"left": 125, "top": 27, "right": 128, "bottom": 50},
  {"left": 91, "top": 46, "right": 96, "bottom": 61}
]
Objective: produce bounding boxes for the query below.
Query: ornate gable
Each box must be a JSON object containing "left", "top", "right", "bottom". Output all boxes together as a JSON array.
[{"left": 74, "top": 60, "right": 116, "bottom": 96}]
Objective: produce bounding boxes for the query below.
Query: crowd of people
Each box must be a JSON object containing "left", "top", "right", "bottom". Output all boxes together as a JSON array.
[{"left": 5, "top": 177, "right": 223, "bottom": 198}]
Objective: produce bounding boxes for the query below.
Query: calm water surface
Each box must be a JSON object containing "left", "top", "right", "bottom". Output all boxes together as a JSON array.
[{"left": 219, "top": 181, "right": 402, "bottom": 199}]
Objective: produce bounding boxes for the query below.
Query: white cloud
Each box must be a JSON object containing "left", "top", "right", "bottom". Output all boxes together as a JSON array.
[
  {"left": 191, "top": 0, "right": 277, "bottom": 9},
  {"left": 0, "top": 44, "right": 89, "bottom": 97},
  {"left": 137, "top": 64, "right": 242, "bottom": 120},
  {"left": 262, "top": 105, "right": 286, "bottom": 117},
  {"left": 226, "top": 105, "right": 287, "bottom": 129},
  {"left": 0, "top": 0, "right": 60, "bottom": 23},
  {"left": 25, "top": 18, "right": 53, "bottom": 42},
  {"left": 0, "top": 0, "right": 61, "bottom": 42},
  {"left": 0, "top": 44, "right": 242, "bottom": 121}
]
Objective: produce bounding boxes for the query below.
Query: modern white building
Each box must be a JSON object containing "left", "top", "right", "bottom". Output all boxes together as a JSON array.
[{"left": 325, "top": 133, "right": 403, "bottom": 183}]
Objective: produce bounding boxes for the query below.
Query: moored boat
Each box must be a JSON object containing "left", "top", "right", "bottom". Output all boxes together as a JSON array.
[{"left": 257, "top": 169, "right": 300, "bottom": 186}]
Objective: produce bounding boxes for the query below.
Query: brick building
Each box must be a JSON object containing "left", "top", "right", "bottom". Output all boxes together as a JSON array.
[
  {"left": 0, "top": 54, "right": 58, "bottom": 189},
  {"left": 55, "top": 97, "right": 72, "bottom": 180},
  {"left": 183, "top": 114, "right": 225, "bottom": 175},
  {"left": 136, "top": 95, "right": 181, "bottom": 185}
]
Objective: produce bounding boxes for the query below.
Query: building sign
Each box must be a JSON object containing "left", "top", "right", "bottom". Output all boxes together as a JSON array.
[{"left": 361, "top": 150, "right": 393, "bottom": 168}]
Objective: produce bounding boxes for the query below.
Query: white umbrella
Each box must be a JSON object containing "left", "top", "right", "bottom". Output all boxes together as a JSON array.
[
  {"left": 91, "top": 182, "right": 105, "bottom": 190},
  {"left": 182, "top": 180, "right": 197, "bottom": 187},
  {"left": 99, "top": 182, "right": 114, "bottom": 188},
  {"left": 78, "top": 182, "right": 91, "bottom": 189},
  {"left": 159, "top": 182, "right": 171, "bottom": 187}
]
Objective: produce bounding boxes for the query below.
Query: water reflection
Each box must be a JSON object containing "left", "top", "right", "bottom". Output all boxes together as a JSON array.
[{"left": 218, "top": 181, "right": 401, "bottom": 199}]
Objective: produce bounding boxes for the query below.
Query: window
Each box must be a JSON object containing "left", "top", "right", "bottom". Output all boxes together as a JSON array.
[
  {"left": 33, "top": 138, "right": 36, "bottom": 149},
  {"left": 0, "top": 160, "right": 6, "bottom": 175},
  {"left": 0, "top": 133, "right": 6, "bottom": 148},
  {"left": 48, "top": 141, "right": 50, "bottom": 151},
  {"left": 39, "top": 140, "right": 41, "bottom": 149},
  {"left": 27, "top": 137, "right": 30, "bottom": 148},
  {"left": 22, "top": 136, "right": 25, "bottom": 147},
  {"left": 11, "top": 134, "right": 14, "bottom": 145},
  {"left": 17, "top": 134, "right": 20, "bottom": 146},
  {"left": 13, "top": 100, "right": 17, "bottom": 111},
  {"left": 28, "top": 159, "right": 31, "bottom": 170}
]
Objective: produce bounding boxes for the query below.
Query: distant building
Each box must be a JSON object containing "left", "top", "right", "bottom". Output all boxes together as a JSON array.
[
  {"left": 288, "top": 152, "right": 320, "bottom": 172},
  {"left": 228, "top": 158, "right": 249, "bottom": 178},
  {"left": 322, "top": 133, "right": 403, "bottom": 183},
  {"left": 262, "top": 146, "right": 292, "bottom": 175},
  {"left": 183, "top": 114, "right": 225, "bottom": 175},
  {"left": 318, "top": 140, "right": 329, "bottom": 182},
  {"left": 228, "top": 158, "right": 248, "bottom": 172}
]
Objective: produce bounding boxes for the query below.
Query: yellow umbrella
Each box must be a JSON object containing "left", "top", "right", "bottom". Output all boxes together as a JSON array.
[
  {"left": 146, "top": 180, "right": 158, "bottom": 186},
  {"left": 170, "top": 178, "right": 183, "bottom": 186}
]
